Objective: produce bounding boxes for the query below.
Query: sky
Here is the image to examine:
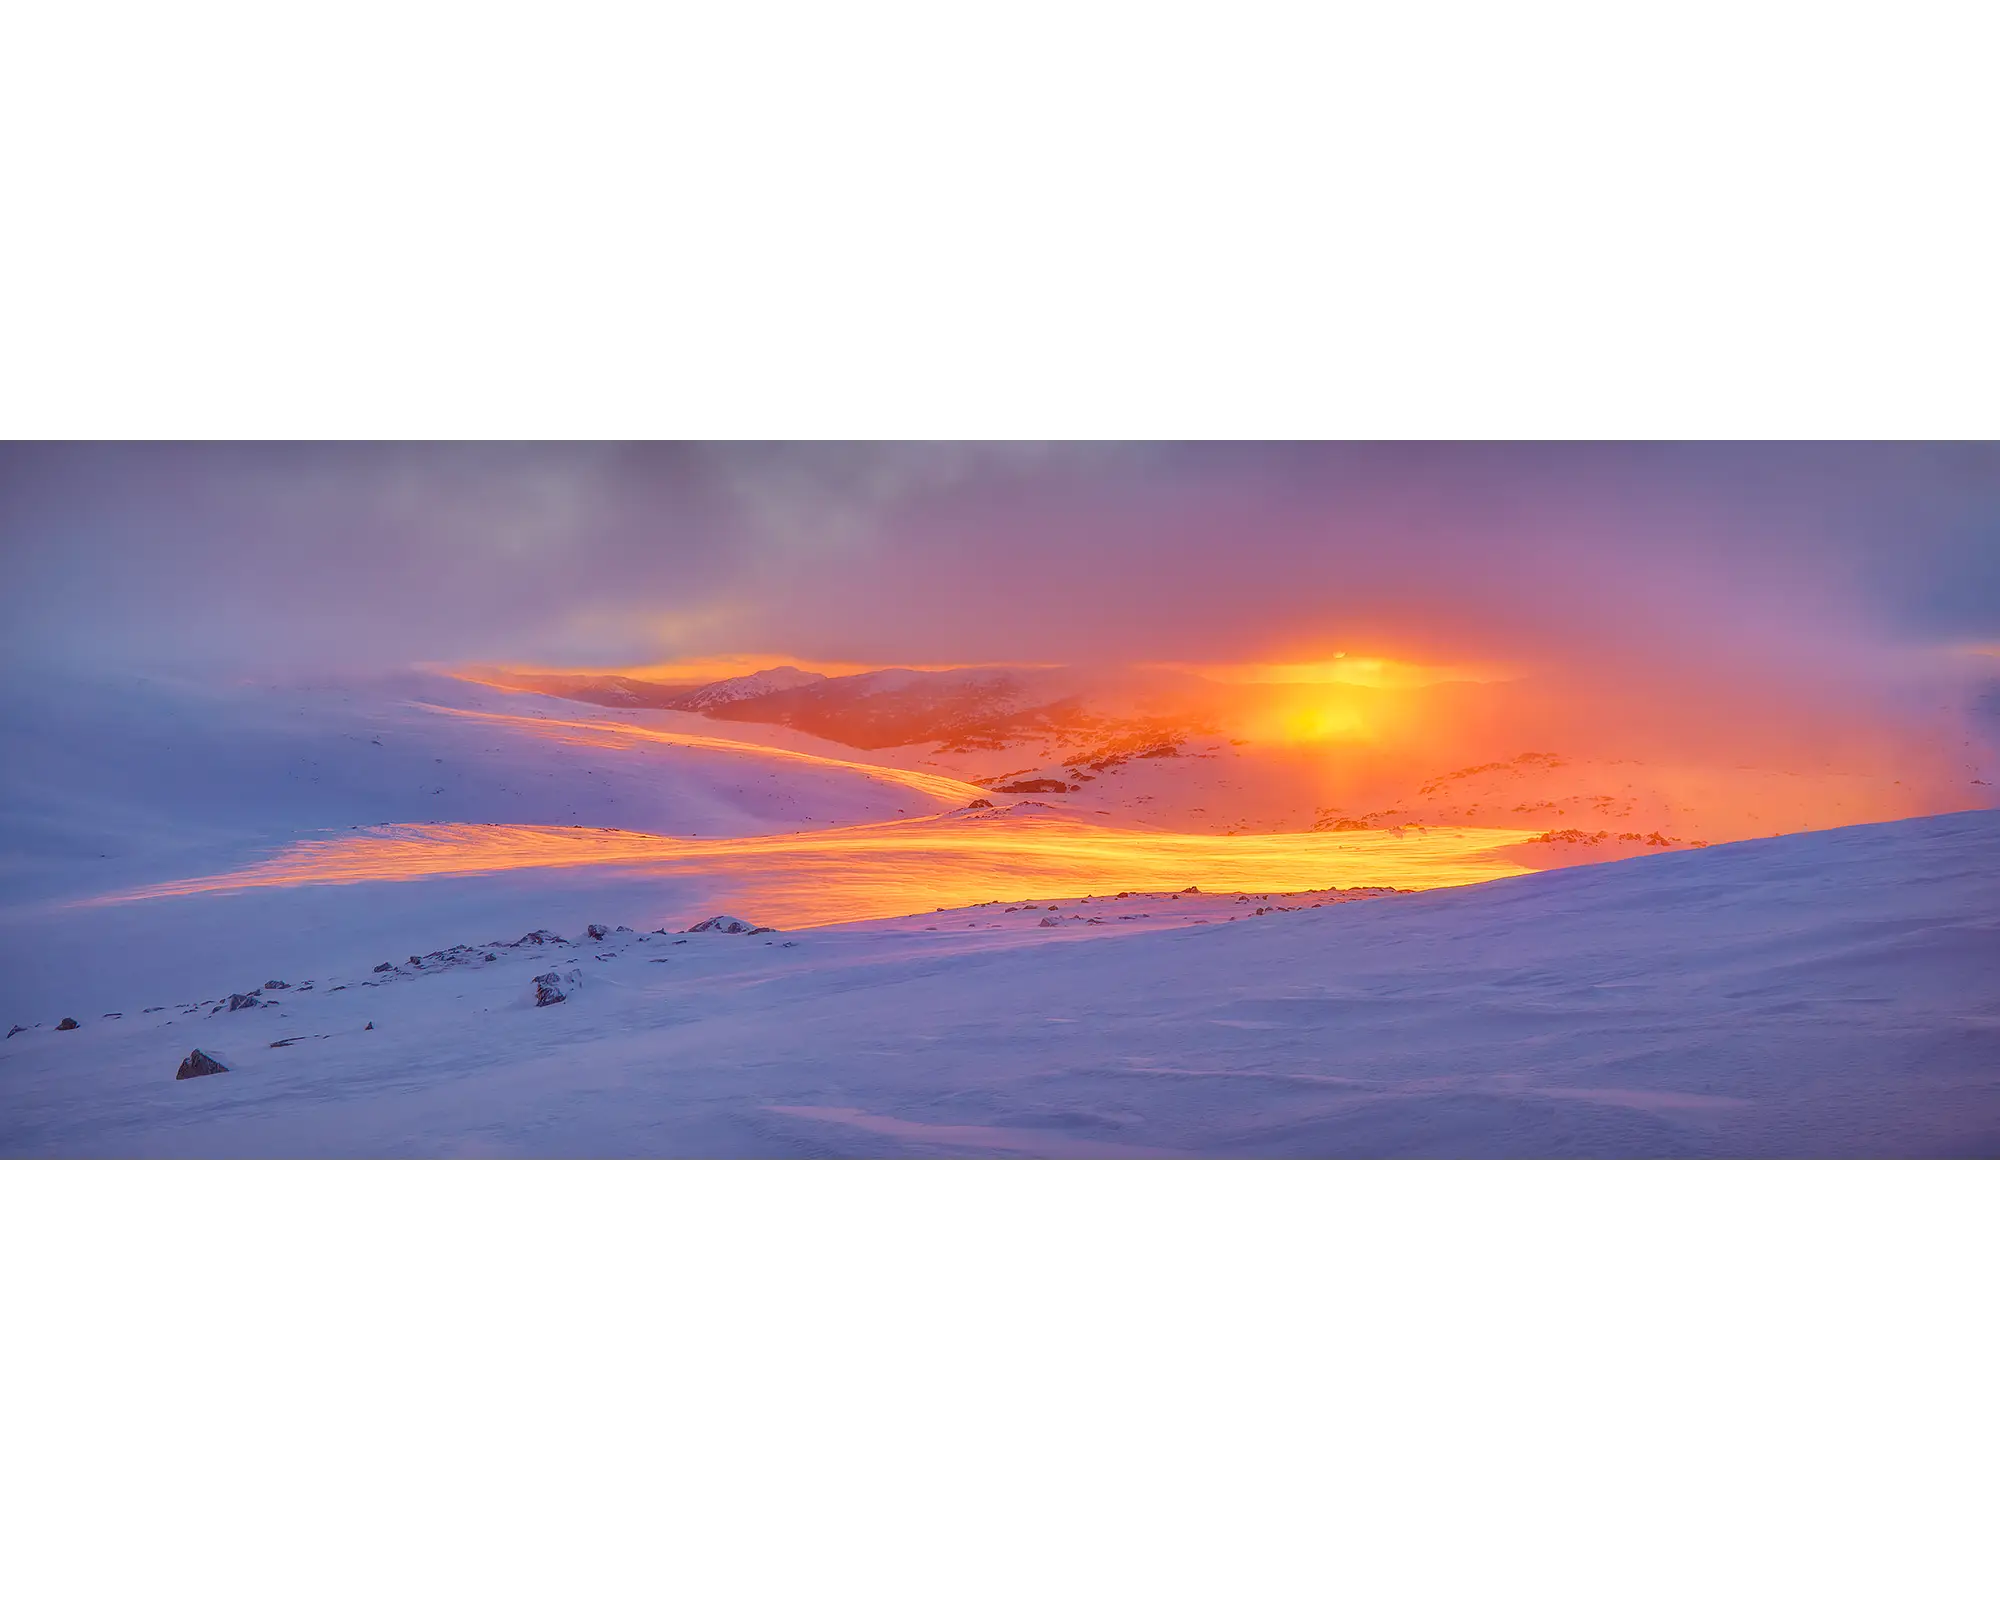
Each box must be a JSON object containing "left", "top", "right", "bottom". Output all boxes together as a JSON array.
[{"left": 3, "top": 443, "right": 1997, "bottom": 693}]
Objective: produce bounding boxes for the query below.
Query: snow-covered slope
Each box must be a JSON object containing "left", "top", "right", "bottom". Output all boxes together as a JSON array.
[
  {"left": 5, "top": 809, "right": 1994, "bottom": 1157},
  {"left": 0, "top": 669, "right": 964, "bottom": 902}
]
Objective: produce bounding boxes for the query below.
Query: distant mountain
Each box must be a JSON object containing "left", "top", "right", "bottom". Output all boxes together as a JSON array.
[
  {"left": 492, "top": 663, "right": 1213, "bottom": 752},
  {"left": 672, "top": 666, "right": 827, "bottom": 711},
  {"left": 471, "top": 666, "right": 826, "bottom": 713},
  {"left": 701, "top": 667, "right": 1079, "bottom": 750}
]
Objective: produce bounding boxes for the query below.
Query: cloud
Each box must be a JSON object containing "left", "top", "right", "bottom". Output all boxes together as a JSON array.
[{"left": 2, "top": 443, "right": 1995, "bottom": 690}]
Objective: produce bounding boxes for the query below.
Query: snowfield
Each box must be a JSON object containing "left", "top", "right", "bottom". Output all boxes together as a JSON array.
[{"left": 4, "top": 809, "right": 1995, "bottom": 1157}]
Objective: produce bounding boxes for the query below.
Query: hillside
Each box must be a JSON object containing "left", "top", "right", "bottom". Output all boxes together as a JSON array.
[{"left": 6, "top": 810, "right": 1994, "bottom": 1157}]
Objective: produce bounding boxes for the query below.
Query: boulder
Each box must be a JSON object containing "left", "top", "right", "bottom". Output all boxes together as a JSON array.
[
  {"left": 227, "top": 992, "right": 261, "bottom": 1011},
  {"left": 57, "top": 1017, "right": 80, "bottom": 1030},
  {"left": 687, "top": 914, "right": 756, "bottom": 934},
  {"left": 532, "top": 971, "right": 567, "bottom": 1007},
  {"left": 1038, "top": 916, "right": 1061, "bottom": 927},
  {"left": 373, "top": 962, "right": 393, "bottom": 973},
  {"left": 176, "top": 1048, "right": 229, "bottom": 1080},
  {"left": 586, "top": 923, "right": 610, "bottom": 940},
  {"left": 6, "top": 1024, "right": 24, "bottom": 1039},
  {"left": 263, "top": 979, "right": 290, "bottom": 990}
]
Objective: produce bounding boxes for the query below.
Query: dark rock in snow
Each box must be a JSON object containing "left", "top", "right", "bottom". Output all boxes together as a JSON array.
[
  {"left": 687, "top": 914, "right": 759, "bottom": 934},
  {"left": 7, "top": 1024, "right": 26, "bottom": 1038},
  {"left": 587, "top": 923, "right": 610, "bottom": 940},
  {"left": 103, "top": 1012, "right": 122, "bottom": 1019},
  {"left": 176, "top": 1047, "right": 228, "bottom": 1080},
  {"left": 365, "top": 1021, "right": 374, "bottom": 1031},
  {"left": 373, "top": 962, "right": 393, "bottom": 973},
  {"left": 533, "top": 972, "right": 567, "bottom": 1006},
  {"left": 57, "top": 1017, "right": 80, "bottom": 1030},
  {"left": 511, "top": 930, "right": 566, "bottom": 947},
  {"left": 483, "top": 952, "right": 496, "bottom": 962},
  {"left": 263, "top": 980, "right": 290, "bottom": 990},
  {"left": 227, "top": 992, "right": 262, "bottom": 1012}
]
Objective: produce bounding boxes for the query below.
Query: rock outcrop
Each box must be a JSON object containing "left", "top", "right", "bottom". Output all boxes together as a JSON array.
[
  {"left": 57, "top": 1017, "right": 79, "bottom": 1031},
  {"left": 532, "top": 972, "right": 568, "bottom": 1006},
  {"left": 176, "top": 1048, "right": 228, "bottom": 1080},
  {"left": 687, "top": 914, "right": 770, "bottom": 934}
]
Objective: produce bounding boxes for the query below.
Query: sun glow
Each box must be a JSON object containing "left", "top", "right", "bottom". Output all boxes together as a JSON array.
[{"left": 1173, "top": 656, "right": 1518, "bottom": 689}]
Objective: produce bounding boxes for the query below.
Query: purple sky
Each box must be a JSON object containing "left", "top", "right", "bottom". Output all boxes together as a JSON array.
[{"left": 3, "top": 443, "right": 1996, "bottom": 685}]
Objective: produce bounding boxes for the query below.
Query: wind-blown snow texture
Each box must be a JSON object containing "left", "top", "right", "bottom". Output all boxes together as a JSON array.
[{"left": 4, "top": 811, "right": 1995, "bottom": 1157}]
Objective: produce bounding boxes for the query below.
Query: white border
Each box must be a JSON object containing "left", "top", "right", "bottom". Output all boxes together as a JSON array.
[{"left": 3, "top": 3, "right": 1995, "bottom": 437}]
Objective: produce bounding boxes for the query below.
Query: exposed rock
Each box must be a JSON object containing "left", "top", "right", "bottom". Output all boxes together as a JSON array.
[
  {"left": 511, "top": 930, "right": 567, "bottom": 947},
  {"left": 687, "top": 914, "right": 757, "bottom": 934},
  {"left": 533, "top": 972, "right": 568, "bottom": 1007},
  {"left": 176, "top": 1047, "right": 228, "bottom": 1080},
  {"left": 263, "top": 979, "right": 290, "bottom": 990},
  {"left": 964, "top": 798, "right": 993, "bottom": 809},
  {"left": 57, "top": 1017, "right": 80, "bottom": 1030},
  {"left": 365, "top": 1021, "right": 374, "bottom": 1031},
  {"left": 483, "top": 952, "right": 496, "bottom": 962},
  {"left": 373, "top": 962, "right": 393, "bottom": 972},
  {"left": 1039, "top": 916, "right": 1061, "bottom": 927},
  {"left": 993, "top": 778, "right": 1072, "bottom": 794},
  {"left": 227, "top": 992, "right": 261, "bottom": 1012},
  {"left": 7, "top": 1024, "right": 27, "bottom": 1038},
  {"left": 587, "top": 923, "right": 610, "bottom": 940}
]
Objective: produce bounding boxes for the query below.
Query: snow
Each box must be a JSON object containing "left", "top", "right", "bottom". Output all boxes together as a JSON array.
[{"left": 5, "top": 808, "right": 1995, "bottom": 1157}]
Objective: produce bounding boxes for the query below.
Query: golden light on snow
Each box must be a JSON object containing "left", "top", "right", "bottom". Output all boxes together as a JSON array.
[
  {"left": 418, "top": 704, "right": 991, "bottom": 807},
  {"left": 89, "top": 814, "right": 1540, "bottom": 928}
]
